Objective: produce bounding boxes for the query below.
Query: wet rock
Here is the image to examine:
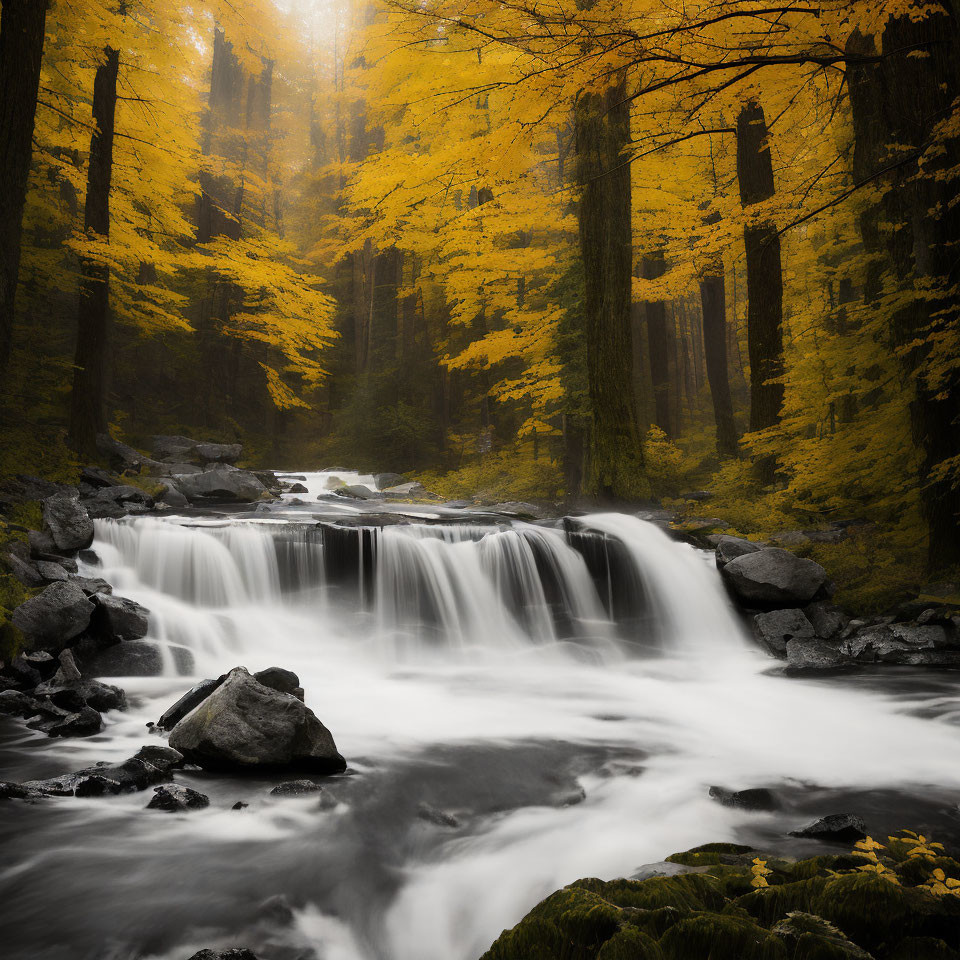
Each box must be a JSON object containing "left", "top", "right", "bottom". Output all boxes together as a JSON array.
[
  {"left": 13, "top": 650, "right": 57, "bottom": 682},
  {"left": 269, "top": 779, "right": 324, "bottom": 798},
  {"left": 168, "top": 666, "right": 346, "bottom": 774},
  {"left": 42, "top": 494, "right": 94, "bottom": 550},
  {"left": 804, "top": 600, "right": 849, "bottom": 639},
  {"left": 708, "top": 786, "right": 780, "bottom": 811},
  {"left": 196, "top": 442, "right": 242, "bottom": 464},
  {"left": 231, "top": 801, "right": 248, "bottom": 810},
  {"left": 11, "top": 580, "right": 95, "bottom": 648},
  {"left": 81, "top": 496, "right": 129, "bottom": 520},
  {"left": 253, "top": 666, "right": 301, "bottom": 699},
  {"left": 185, "top": 950, "right": 259, "bottom": 960},
  {"left": 48, "top": 705, "right": 103, "bottom": 738},
  {"left": 4, "top": 549, "right": 44, "bottom": 588},
  {"left": 85, "top": 484, "right": 154, "bottom": 508},
  {"left": 374, "top": 472, "right": 404, "bottom": 489},
  {"left": 753, "top": 608, "right": 815, "bottom": 657},
  {"left": 383, "top": 481, "right": 432, "bottom": 499},
  {"left": 35, "top": 559, "right": 70, "bottom": 582},
  {"left": 79, "top": 548, "right": 101, "bottom": 565},
  {"left": 84, "top": 639, "right": 163, "bottom": 677},
  {"left": 789, "top": 813, "right": 867, "bottom": 843},
  {"left": 90, "top": 593, "right": 150, "bottom": 641},
  {"left": 158, "top": 676, "right": 225, "bottom": 729},
  {"left": 69, "top": 575, "right": 112, "bottom": 596},
  {"left": 785, "top": 638, "right": 849, "bottom": 672},
  {"left": 28, "top": 529, "right": 68, "bottom": 562},
  {"left": 838, "top": 622, "right": 958, "bottom": 665},
  {"left": 417, "top": 801, "right": 460, "bottom": 827},
  {"left": 0, "top": 781, "right": 40, "bottom": 801},
  {"left": 714, "top": 536, "right": 761, "bottom": 569},
  {"left": 35, "top": 670, "right": 126, "bottom": 713},
  {"left": 155, "top": 479, "right": 190, "bottom": 509},
  {"left": 722, "top": 548, "right": 830, "bottom": 607},
  {"left": 175, "top": 466, "right": 267, "bottom": 503},
  {"left": 6, "top": 654, "right": 42, "bottom": 688},
  {"left": 335, "top": 484, "right": 384, "bottom": 500},
  {"left": 80, "top": 466, "right": 121, "bottom": 489},
  {"left": 0, "top": 689, "right": 45, "bottom": 717},
  {"left": 287, "top": 482, "right": 308, "bottom": 494},
  {"left": 146, "top": 782, "right": 210, "bottom": 812}
]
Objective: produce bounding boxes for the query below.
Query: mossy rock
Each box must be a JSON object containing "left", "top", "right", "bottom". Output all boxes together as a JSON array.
[
  {"left": 736, "top": 876, "right": 830, "bottom": 927},
  {"left": 886, "top": 937, "right": 959, "bottom": 960},
  {"left": 596, "top": 927, "right": 663, "bottom": 960},
  {"left": 573, "top": 875, "right": 725, "bottom": 912},
  {"left": 658, "top": 912, "right": 787, "bottom": 960},
  {"left": 772, "top": 911, "right": 871, "bottom": 959},
  {"left": 666, "top": 843, "right": 756, "bottom": 866}
]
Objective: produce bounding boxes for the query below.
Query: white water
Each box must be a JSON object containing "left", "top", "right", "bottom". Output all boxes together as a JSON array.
[{"left": 4, "top": 508, "right": 960, "bottom": 960}]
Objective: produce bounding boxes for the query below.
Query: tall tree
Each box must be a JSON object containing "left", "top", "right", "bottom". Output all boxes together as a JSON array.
[
  {"left": 575, "top": 75, "right": 644, "bottom": 498},
  {"left": 69, "top": 47, "right": 120, "bottom": 458},
  {"left": 641, "top": 252, "right": 672, "bottom": 437},
  {"left": 736, "top": 99, "right": 784, "bottom": 482},
  {"left": 0, "top": 0, "right": 49, "bottom": 386}
]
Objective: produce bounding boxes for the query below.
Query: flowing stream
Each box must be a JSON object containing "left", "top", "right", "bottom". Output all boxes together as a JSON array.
[{"left": 2, "top": 473, "right": 960, "bottom": 960}]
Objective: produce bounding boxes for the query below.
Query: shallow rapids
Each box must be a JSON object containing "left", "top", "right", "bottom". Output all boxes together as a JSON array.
[{"left": 2, "top": 502, "right": 959, "bottom": 960}]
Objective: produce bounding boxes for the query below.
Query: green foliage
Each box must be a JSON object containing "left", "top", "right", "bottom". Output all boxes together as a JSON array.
[
  {"left": 479, "top": 833, "right": 960, "bottom": 960},
  {"left": 419, "top": 447, "right": 562, "bottom": 503}
]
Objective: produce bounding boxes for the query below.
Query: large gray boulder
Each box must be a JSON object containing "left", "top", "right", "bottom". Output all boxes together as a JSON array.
[
  {"left": 753, "top": 608, "right": 815, "bottom": 657},
  {"left": 714, "top": 535, "right": 761, "bottom": 570},
  {"left": 151, "top": 435, "right": 242, "bottom": 465},
  {"left": 42, "top": 495, "right": 94, "bottom": 551},
  {"left": 4, "top": 548, "right": 44, "bottom": 588},
  {"left": 11, "top": 581, "right": 95, "bottom": 648},
  {"left": 96, "top": 433, "right": 145, "bottom": 470},
  {"left": 721, "top": 548, "right": 829, "bottom": 607},
  {"left": 174, "top": 466, "right": 267, "bottom": 503},
  {"left": 91, "top": 593, "right": 150, "bottom": 642},
  {"left": 168, "top": 666, "right": 346, "bottom": 773}
]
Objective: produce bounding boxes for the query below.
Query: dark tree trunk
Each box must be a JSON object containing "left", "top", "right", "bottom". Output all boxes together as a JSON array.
[
  {"left": 737, "top": 99, "right": 784, "bottom": 482},
  {"left": 641, "top": 252, "right": 672, "bottom": 436},
  {"left": 846, "top": 11, "right": 960, "bottom": 570},
  {"left": 574, "top": 73, "right": 643, "bottom": 498},
  {"left": 0, "top": 0, "right": 49, "bottom": 383},
  {"left": 69, "top": 47, "right": 119, "bottom": 458},
  {"left": 699, "top": 254, "right": 739, "bottom": 458}
]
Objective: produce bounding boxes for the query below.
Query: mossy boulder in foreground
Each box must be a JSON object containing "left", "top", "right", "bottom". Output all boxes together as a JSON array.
[{"left": 480, "top": 837, "right": 960, "bottom": 960}]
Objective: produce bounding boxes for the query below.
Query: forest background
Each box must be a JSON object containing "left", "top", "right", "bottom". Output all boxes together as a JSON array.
[{"left": 0, "top": 0, "right": 958, "bottom": 612}]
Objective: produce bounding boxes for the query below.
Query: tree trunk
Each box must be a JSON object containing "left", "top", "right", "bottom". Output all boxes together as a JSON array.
[
  {"left": 574, "top": 73, "right": 644, "bottom": 498},
  {"left": 641, "top": 252, "right": 671, "bottom": 436},
  {"left": 0, "top": 0, "right": 49, "bottom": 383},
  {"left": 737, "top": 99, "right": 784, "bottom": 482},
  {"left": 699, "top": 250, "right": 739, "bottom": 457},
  {"left": 846, "top": 12, "right": 960, "bottom": 570},
  {"left": 572, "top": 76, "right": 643, "bottom": 497},
  {"left": 69, "top": 47, "right": 120, "bottom": 458}
]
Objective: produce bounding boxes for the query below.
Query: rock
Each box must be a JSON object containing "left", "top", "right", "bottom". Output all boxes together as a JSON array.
[
  {"left": 789, "top": 813, "right": 867, "bottom": 843},
  {"left": 35, "top": 662, "right": 126, "bottom": 712},
  {"left": 714, "top": 536, "right": 761, "bottom": 569},
  {"left": 252, "top": 471, "right": 281, "bottom": 493},
  {"left": 0, "top": 689, "right": 44, "bottom": 717},
  {"left": 287, "top": 483, "right": 308, "bottom": 494},
  {"left": 3, "top": 550, "right": 44, "bottom": 588},
  {"left": 86, "top": 484, "right": 154, "bottom": 507},
  {"left": 11, "top": 581, "right": 95, "bottom": 648},
  {"left": 150, "top": 434, "right": 199, "bottom": 461},
  {"left": 383, "top": 481, "right": 432, "bottom": 498},
  {"left": 48, "top": 705, "right": 103, "bottom": 737},
  {"left": 269, "top": 779, "right": 324, "bottom": 798},
  {"left": 168, "top": 666, "right": 346, "bottom": 774},
  {"left": 722, "top": 548, "right": 830, "bottom": 607},
  {"left": 155, "top": 479, "right": 189, "bottom": 508},
  {"left": 839, "top": 622, "right": 959, "bottom": 666},
  {"left": 28, "top": 529, "right": 66, "bottom": 561},
  {"left": 374, "top": 472, "right": 404, "bottom": 489},
  {"left": 91, "top": 593, "right": 150, "bottom": 641},
  {"left": 253, "top": 666, "right": 300, "bottom": 697},
  {"left": 417, "top": 801, "right": 460, "bottom": 827},
  {"left": 681, "top": 490, "right": 713, "bottom": 502},
  {"left": 174, "top": 466, "right": 268, "bottom": 503},
  {"left": 158, "top": 677, "right": 225, "bottom": 730},
  {"left": 69, "top": 575, "right": 112, "bottom": 596},
  {"left": 196, "top": 442, "right": 242, "bottom": 463},
  {"left": 753, "top": 608, "right": 816, "bottom": 657},
  {"left": 804, "top": 600, "right": 849, "bottom": 639},
  {"left": 97, "top": 433, "right": 145, "bottom": 470},
  {"left": 13, "top": 650, "right": 57, "bottom": 682},
  {"left": 785, "top": 638, "right": 849, "bottom": 672},
  {"left": 81, "top": 495, "right": 128, "bottom": 520},
  {"left": 42, "top": 494, "right": 94, "bottom": 551},
  {"left": 708, "top": 786, "right": 780, "bottom": 811},
  {"left": 185, "top": 950, "right": 259, "bottom": 960},
  {"left": 0, "top": 781, "right": 40, "bottom": 800},
  {"left": 84, "top": 639, "right": 163, "bottom": 677},
  {"left": 772, "top": 913, "right": 871, "bottom": 959},
  {"left": 35, "top": 559, "right": 71, "bottom": 583},
  {"left": 146, "top": 783, "right": 210, "bottom": 812},
  {"left": 335, "top": 484, "right": 384, "bottom": 500},
  {"left": 231, "top": 801, "right": 248, "bottom": 810},
  {"left": 80, "top": 466, "right": 121, "bottom": 488},
  {"left": 8, "top": 474, "right": 77, "bottom": 502},
  {"left": 141, "top": 459, "right": 201, "bottom": 477},
  {"left": 78, "top": 548, "right": 101, "bottom": 565}
]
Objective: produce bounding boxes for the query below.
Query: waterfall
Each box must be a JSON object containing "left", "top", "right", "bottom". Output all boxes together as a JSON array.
[{"left": 87, "top": 511, "right": 746, "bottom": 676}]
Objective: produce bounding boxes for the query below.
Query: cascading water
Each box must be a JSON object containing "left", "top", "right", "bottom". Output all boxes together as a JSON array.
[{"left": 3, "top": 502, "right": 960, "bottom": 960}]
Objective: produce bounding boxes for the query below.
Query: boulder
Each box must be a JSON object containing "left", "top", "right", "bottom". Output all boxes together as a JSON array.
[
  {"left": 91, "top": 593, "right": 150, "bottom": 642},
  {"left": 0, "top": 689, "right": 45, "bottom": 717},
  {"left": 42, "top": 495, "right": 94, "bottom": 551},
  {"left": 96, "top": 433, "right": 145, "bottom": 470},
  {"left": 753, "top": 608, "right": 816, "bottom": 657},
  {"left": 35, "top": 560, "right": 70, "bottom": 582},
  {"left": 141, "top": 459, "right": 201, "bottom": 476},
  {"left": 196, "top": 442, "right": 242, "bottom": 464},
  {"left": 287, "top": 483, "right": 308, "bottom": 494},
  {"left": 81, "top": 496, "right": 129, "bottom": 520},
  {"left": 168, "top": 666, "right": 346, "bottom": 774},
  {"left": 174, "top": 466, "right": 268, "bottom": 503},
  {"left": 840, "top": 622, "right": 959, "bottom": 666},
  {"left": 785, "top": 638, "right": 849, "bottom": 673},
  {"left": 35, "top": 651, "right": 126, "bottom": 712},
  {"left": 11, "top": 581, "right": 95, "bottom": 648},
  {"left": 708, "top": 786, "right": 780, "bottom": 811},
  {"left": 28, "top": 529, "right": 67, "bottom": 562},
  {"left": 374, "top": 472, "right": 404, "bottom": 489},
  {"left": 69, "top": 575, "right": 112, "bottom": 596},
  {"left": 150, "top": 434, "right": 200, "bottom": 462},
  {"left": 335, "top": 484, "right": 383, "bottom": 500},
  {"left": 269, "top": 779, "right": 324, "bottom": 798},
  {"left": 48, "top": 705, "right": 102, "bottom": 737},
  {"left": 80, "top": 466, "right": 121, "bottom": 489},
  {"left": 804, "top": 601, "right": 849, "bottom": 639},
  {"left": 84, "top": 639, "right": 164, "bottom": 677},
  {"left": 158, "top": 676, "right": 225, "bottom": 730},
  {"left": 789, "top": 813, "right": 867, "bottom": 843},
  {"left": 383, "top": 481, "right": 432, "bottom": 498},
  {"left": 155, "top": 480, "right": 189, "bottom": 508},
  {"left": 146, "top": 783, "right": 210, "bottom": 812},
  {"left": 714, "top": 535, "right": 761, "bottom": 569},
  {"left": 253, "top": 666, "right": 301, "bottom": 697},
  {"left": 4, "top": 549, "right": 44, "bottom": 588},
  {"left": 12, "top": 650, "right": 57, "bottom": 682},
  {"left": 186, "top": 950, "right": 259, "bottom": 960},
  {"left": 721, "top": 548, "right": 830, "bottom": 607},
  {"left": 84, "top": 484, "right": 154, "bottom": 508}
]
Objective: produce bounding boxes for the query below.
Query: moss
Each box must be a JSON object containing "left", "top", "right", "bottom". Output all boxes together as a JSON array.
[
  {"left": 572, "top": 875, "right": 725, "bottom": 912},
  {"left": 886, "top": 937, "right": 959, "bottom": 960},
  {"left": 666, "top": 843, "right": 756, "bottom": 866},
  {"left": 772, "top": 912, "right": 871, "bottom": 959},
  {"left": 736, "top": 876, "right": 829, "bottom": 927},
  {"left": 658, "top": 912, "right": 788, "bottom": 960},
  {"left": 595, "top": 926, "right": 663, "bottom": 960}
]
